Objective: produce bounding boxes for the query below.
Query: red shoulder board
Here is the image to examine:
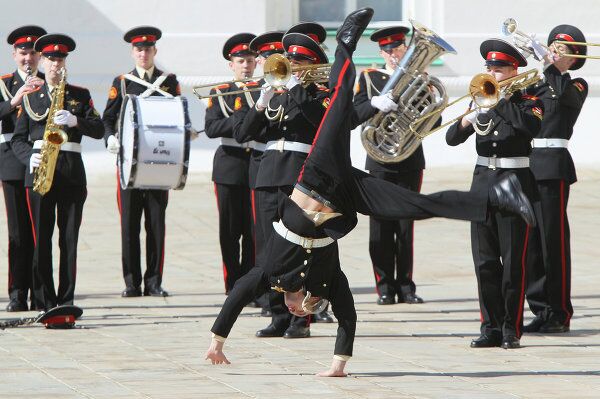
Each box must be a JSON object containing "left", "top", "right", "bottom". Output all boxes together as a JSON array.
[
  {"left": 234, "top": 97, "right": 242, "bottom": 111},
  {"left": 216, "top": 83, "right": 230, "bottom": 90},
  {"left": 1, "top": 73, "right": 13, "bottom": 80},
  {"left": 521, "top": 94, "right": 538, "bottom": 101},
  {"left": 364, "top": 68, "right": 377, "bottom": 73},
  {"left": 274, "top": 89, "right": 286, "bottom": 94},
  {"left": 176, "top": 83, "right": 181, "bottom": 95},
  {"left": 317, "top": 85, "right": 329, "bottom": 92},
  {"left": 573, "top": 81, "right": 586, "bottom": 92},
  {"left": 89, "top": 98, "right": 94, "bottom": 108},
  {"left": 244, "top": 81, "right": 259, "bottom": 87}
]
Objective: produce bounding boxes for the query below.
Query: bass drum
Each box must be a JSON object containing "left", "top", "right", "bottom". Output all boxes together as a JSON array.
[{"left": 118, "top": 94, "right": 191, "bottom": 190}]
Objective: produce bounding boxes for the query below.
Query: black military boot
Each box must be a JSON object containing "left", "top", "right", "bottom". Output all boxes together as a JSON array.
[
  {"left": 336, "top": 7, "right": 374, "bottom": 52},
  {"left": 490, "top": 173, "right": 536, "bottom": 226}
]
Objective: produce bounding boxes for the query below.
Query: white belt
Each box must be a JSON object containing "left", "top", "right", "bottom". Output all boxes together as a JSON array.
[
  {"left": 220, "top": 137, "right": 252, "bottom": 150},
  {"left": 476, "top": 155, "right": 529, "bottom": 169},
  {"left": 0, "top": 133, "right": 13, "bottom": 144},
  {"left": 250, "top": 141, "right": 266, "bottom": 152},
  {"left": 265, "top": 139, "right": 312, "bottom": 154},
  {"left": 273, "top": 220, "right": 334, "bottom": 249},
  {"left": 532, "top": 138, "right": 569, "bottom": 149},
  {"left": 33, "top": 140, "right": 82, "bottom": 153}
]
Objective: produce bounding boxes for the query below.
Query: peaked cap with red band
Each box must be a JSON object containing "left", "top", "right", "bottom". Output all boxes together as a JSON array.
[
  {"left": 250, "top": 31, "right": 285, "bottom": 58},
  {"left": 7, "top": 25, "right": 47, "bottom": 49},
  {"left": 480, "top": 38, "right": 527, "bottom": 69},
  {"left": 370, "top": 26, "right": 410, "bottom": 50},
  {"left": 282, "top": 33, "right": 328, "bottom": 64},
  {"left": 34, "top": 34, "right": 76, "bottom": 58},
  {"left": 286, "top": 22, "right": 327, "bottom": 44},
  {"left": 222, "top": 32, "right": 257, "bottom": 60},
  {"left": 548, "top": 24, "right": 587, "bottom": 70},
  {"left": 124, "top": 26, "right": 162, "bottom": 47}
]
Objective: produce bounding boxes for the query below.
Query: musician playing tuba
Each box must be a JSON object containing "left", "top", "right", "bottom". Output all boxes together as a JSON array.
[
  {"left": 10, "top": 33, "right": 104, "bottom": 311},
  {"left": 445, "top": 38, "right": 544, "bottom": 350}
]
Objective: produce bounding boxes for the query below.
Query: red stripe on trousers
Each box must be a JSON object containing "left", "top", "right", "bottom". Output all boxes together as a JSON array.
[
  {"left": 297, "top": 58, "right": 351, "bottom": 182},
  {"left": 559, "top": 180, "right": 569, "bottom": 320},
  {"left": 516, "top": 225, "right": 530, "bottom": 337},
  {"left": 25, "top": 188, "right": 37, "bottom": 247},
  {"left": 213, "top": 183, "right": 227, "bottom": 291}
]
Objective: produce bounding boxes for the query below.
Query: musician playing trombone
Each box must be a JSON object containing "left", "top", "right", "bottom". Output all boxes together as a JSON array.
[
  {"left": 206, "top": 8, "right": 536, "bottom": 376},
  {"left": 522, "top": 25, "right": 588, "bottom": 334},
  {"left": 446, "top": 38, "right": 544, "bottom": 350}
]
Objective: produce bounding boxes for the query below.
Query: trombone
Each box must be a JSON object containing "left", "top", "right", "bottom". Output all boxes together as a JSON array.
[
  {"left": 502, "top": 18, "right": 600, "bottom": 60},
  {"left": 410, "top": 68, "right": 541, "bottom": 138},
  {"left": 193, "top": 53, "right": 331, "bottom": 99}
]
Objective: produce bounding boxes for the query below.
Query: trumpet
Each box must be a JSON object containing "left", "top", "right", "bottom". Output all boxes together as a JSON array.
[
  {"left": 502, "top": 18, "right": 600, "bottom": 60},
  {"left": 410, "top": 68, "right": 541, "bottom": 138},
  {"left": 193, "top": 53, "right": 331, "bottom": 99}
]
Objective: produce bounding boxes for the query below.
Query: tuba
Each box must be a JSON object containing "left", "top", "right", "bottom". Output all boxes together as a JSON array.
[
  {"left": 33, "top": 68, "right": 68, "bottom": 195},
  {"left": 361, "top": 20, "right": 456, "bottom": 163}
]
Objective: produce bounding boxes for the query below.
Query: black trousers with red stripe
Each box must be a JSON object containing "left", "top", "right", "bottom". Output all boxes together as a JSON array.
[
  {"left": 471, "top": 209, "right": 530, "bottom": 339},
  {"left": 368, "top": 170, "right": 423, "bottom": 298},
  {"left": 213, "top": 183, "right": 254, "bottom": 293},
  {"left": 526, "top": 179, "right": 572, "bottom": 325},
  {"left": 118, "top": 185, "right": 168, "bottom": 290},
  {"left": 26, "top": 185, "right": 87, "bottom": 309},
  {"left": 255, "top": 186, "right": 309, "bottom": 329},
  {"left": 2, "top": 180, "right": 34, "bottom": 303}
]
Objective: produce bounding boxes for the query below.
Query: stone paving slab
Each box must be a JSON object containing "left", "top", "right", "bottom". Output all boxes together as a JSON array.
[{"left": 0, "top": 167, "right": 598, "bottom": 398}]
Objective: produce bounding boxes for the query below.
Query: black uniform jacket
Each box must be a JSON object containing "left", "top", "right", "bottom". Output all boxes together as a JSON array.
[
  {"left": 354, "top": 68, "right": 426, "bottom": 172},
  {"left": 11, "top": 83, "right": 104, "bottom": 187},
  {"left": 0, "top": 70, "right": 45, "bottom": 180},
  {"left": 102, "top": 67, "right": 180, "bottom": 140},
  {"left": 204, "top": 82, "right": 251, "bottom": 186},
  {"left": 446, "top": 92, "right": 543, "bottom": 197},
  {"left": 232, "top": 80, "right": 265, "bottom": 189},
  {"left": 529, "top": 65, "right": 587, "bottom": 184},
  {"left": 238, "top": 83, "right": 330, "bottom": 189}
]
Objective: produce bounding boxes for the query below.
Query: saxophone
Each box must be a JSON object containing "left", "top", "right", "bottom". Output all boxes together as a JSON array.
[{"left": 33, "top": 68, "right": 68, "bottom": 195}]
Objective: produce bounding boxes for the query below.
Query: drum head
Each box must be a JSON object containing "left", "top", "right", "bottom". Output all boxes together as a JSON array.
[{"left": 118, "top": 95, "right": 138, "bottom": 189}]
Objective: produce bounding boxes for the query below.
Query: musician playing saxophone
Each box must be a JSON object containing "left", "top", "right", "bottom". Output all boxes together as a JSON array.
[{"left": 10, "top": 34, "right": 104, "bottom": 311}]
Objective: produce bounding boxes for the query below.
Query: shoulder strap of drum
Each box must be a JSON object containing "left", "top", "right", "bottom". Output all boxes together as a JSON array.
[{"left": 122, "top": 73, "right": 172, "bottom": 98}]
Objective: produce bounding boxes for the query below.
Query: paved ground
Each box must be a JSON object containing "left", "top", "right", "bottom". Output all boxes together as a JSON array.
[{"left": 0, "top": 167, "right": 598, "bottom": 399}]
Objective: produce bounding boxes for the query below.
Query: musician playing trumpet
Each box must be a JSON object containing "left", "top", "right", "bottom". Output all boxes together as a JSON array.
[
  {"left": 446, "top": 39, "right": 544, "bottom": 350},
  {"left": 523, "top": 25, "right": 588, "bottom": 334},
  {"left": 10, "top": 34, "right": 104, "bottom": 311}
]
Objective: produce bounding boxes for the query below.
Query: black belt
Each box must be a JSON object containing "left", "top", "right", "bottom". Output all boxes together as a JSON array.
[{"left": 294, "top": 183, "right": 337, "bottom": 211}]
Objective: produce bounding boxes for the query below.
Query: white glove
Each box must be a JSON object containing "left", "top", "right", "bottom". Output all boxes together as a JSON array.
[
  {"left": 189, "top": 127, "right": 200, "bottom": 141},
  {"left": 29, "top": 153, "right": 42, "bottom": 173},
  {"left": 285, "top": 74, "right": 301, "bottom": 91},
  {"left": 464, "top": 107, "right": 489, "bottom": 126},
  {"left": 256, "top": 83, "right": 275, "bottom": 110},
  {"left": 525, "top": 35, "right": 549, "bottom": 61},
  {"left": 106, "top": 135, "right": 120, "bottom": 154},
  {"left": 370, "top": 92, "right": 398, "bottom": 113},
  {"left": 54, "top": 109, "right": 78, "bottom": 127}
]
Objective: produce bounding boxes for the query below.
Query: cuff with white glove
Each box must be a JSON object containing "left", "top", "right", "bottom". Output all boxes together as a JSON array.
[
  {"left": 285, "top": 74, "right": 301, "bottom": 91},
  {"left": 370, "top": 93, "right": 398, "bottom": 113},
  {"left": 54, "top": 109, "right": 78, "bottom": 128},
  {"left": 256, "top": 83, "right": 275, "bottom": 110},
  {"left": 29, "top": 153, "right": 42, "bottom": 173},
  {"left": 106, "top": 135, "right": 120, "bottom": 154},
  {"left": 464, "top": 107, "right": 490, "bottom": 126}
]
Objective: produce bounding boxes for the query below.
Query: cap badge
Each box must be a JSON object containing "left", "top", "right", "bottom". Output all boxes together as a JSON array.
[
  {"left": 142, "top": 36, "right": 147, "bottom": 41},
  {"left": 293, "top": 46, "right": 297, "bottom": 52},
  {"left": 243, "top": 44, "right": 248, "bottom": 49},
  {"left": 27, "top": 36, "right": 32, "bottom": 42},
  {"left": 54, "top": 45, "right": 59, "bottom": 51}
]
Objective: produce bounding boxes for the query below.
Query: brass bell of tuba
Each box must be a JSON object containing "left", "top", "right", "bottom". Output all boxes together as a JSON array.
[
  {"left": 361, "top": 20, "right": 456, "bottom": 163},
  {"left": 33, "top": 68, "right": 69, "bottom": 195}
]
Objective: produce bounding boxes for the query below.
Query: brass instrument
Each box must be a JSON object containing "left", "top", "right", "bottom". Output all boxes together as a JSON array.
[
  {"left": 193, "top": 53, "right": 331, "bottom": 99},
  {"left": 33, "top": 68, "right": 69, "bottom": 195},
  {"left": 360, "top": 20, "right": 456, "bottom": 163},
  {"left": 411, "top": 68, "right": 541, "bottom": 137},
  {"left": 502, "top": 18, "right": 600, "bottom": 60}
]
